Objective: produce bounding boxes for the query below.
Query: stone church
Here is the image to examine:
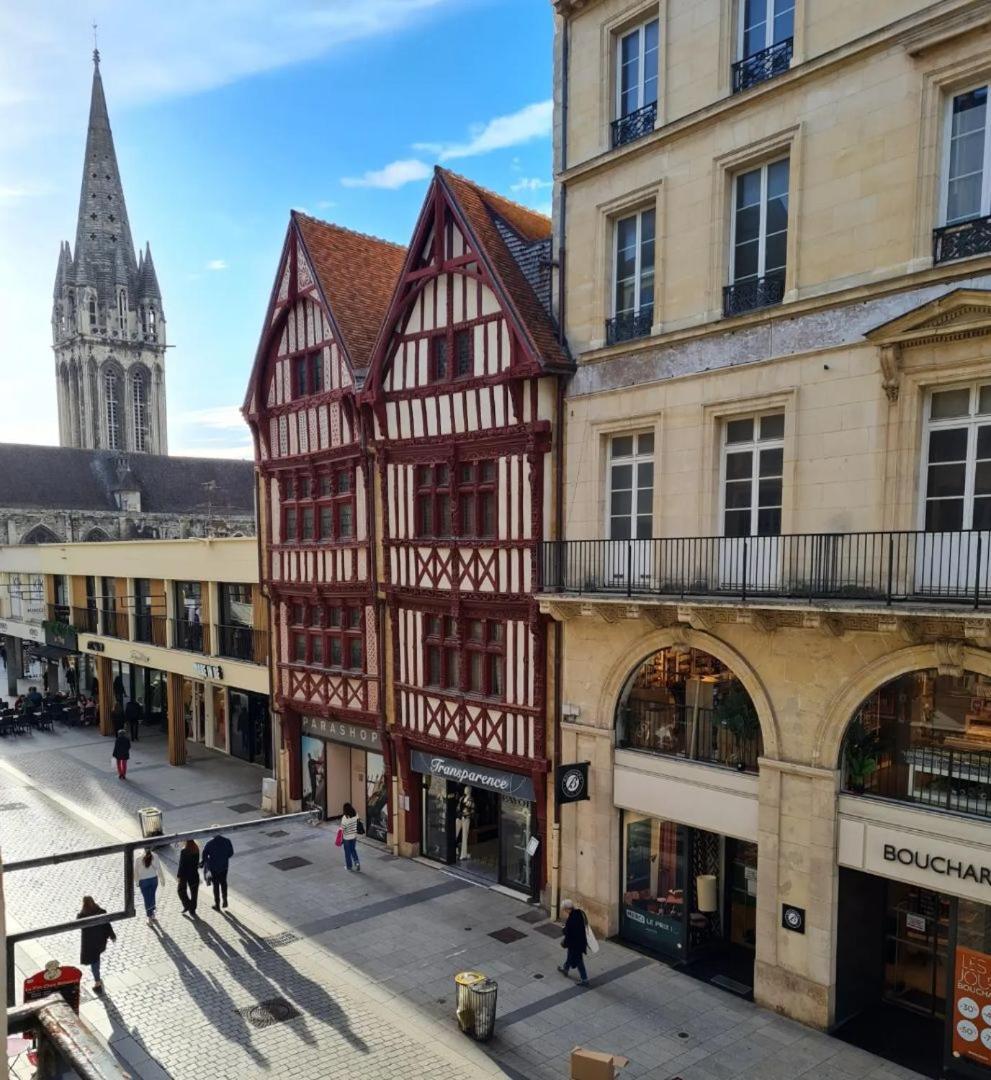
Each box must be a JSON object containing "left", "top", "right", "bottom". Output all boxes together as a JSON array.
[{"left": 0, "top": 51, "right": 255, "bottom": 545}]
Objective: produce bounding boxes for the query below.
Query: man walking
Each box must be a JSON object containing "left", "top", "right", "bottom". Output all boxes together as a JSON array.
[
  {"left": 124, "top": 697, "right": 141, "bottom": 741},
  {"left": 557, "top": 899, "right": 591, "bottom": 986},
  {"left": 201, "top": 830, "right": 234, "bottom": 912},
  {"left": 112, "top": 728, "right": 131, "bottom": 780}
]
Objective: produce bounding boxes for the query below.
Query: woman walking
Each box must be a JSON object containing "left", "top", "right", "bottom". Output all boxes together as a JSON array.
[
  {"left": 134, "top": 849, "right": 165, "bottom": 923},
  {"left": 78, "top": 895, "right": 115, "bottom": 994},
  {"left": 177, "top": 839, "right": 200, "bottom": 917},
  {"left": 557, "top": 899, "right": 590, "bottom": 986},
  {"left": 340, "top": 802, "right": 361, "bottom": 872},
  {"left": 111, "top": 728, "right": 130, "bottom": 780}
]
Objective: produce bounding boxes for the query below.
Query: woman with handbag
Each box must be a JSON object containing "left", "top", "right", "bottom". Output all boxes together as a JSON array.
[
  {"left": 78, "top": 895, "right": 115, "bottom": 994},
  {"left": 134, "top": 848, "right": 165, "bottom": 924},
  {"left": 339, "top": 802, "right": 362, "bottom": 872},
  {"left": 557, "top": 899, "right": 591, "bottom": 986}
]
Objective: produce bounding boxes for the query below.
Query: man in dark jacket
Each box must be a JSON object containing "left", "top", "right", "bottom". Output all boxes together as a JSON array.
[
  {"left": 112, "top": 729, "right": 130, "bottom": 780},
  {"left": 201, "top": 831, "right": 234, "bottom": 911},
  {"left": 124, "top": 697, "right": 141, "bottom": 741},
  {"left": 78, "top": 896, "right": 115, "bottom": 993},
  {"left": 557, "top": 899, "right": 590, "bottom": 986},
  {"left": 25, "top": 686, "right": 43, "bottom": 710}
]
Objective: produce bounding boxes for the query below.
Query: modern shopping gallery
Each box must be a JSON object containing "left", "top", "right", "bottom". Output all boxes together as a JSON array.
[{"left": 560, "top": 631, "right": 991, "bottom": 1080}]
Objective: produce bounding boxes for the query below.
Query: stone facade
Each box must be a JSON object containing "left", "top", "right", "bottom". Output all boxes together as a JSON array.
[{"left": 550, "top": 0, "right": 991, "bottom": 1042}]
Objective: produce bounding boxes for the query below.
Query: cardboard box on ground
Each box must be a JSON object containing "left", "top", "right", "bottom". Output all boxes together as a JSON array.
[{"left": 570, "top": 1046, "right": 630, "bottom": 1080}]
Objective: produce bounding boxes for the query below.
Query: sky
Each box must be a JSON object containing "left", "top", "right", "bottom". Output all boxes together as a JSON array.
[{"left": 0, "top": 0, "right": 555, "bottom": 458}]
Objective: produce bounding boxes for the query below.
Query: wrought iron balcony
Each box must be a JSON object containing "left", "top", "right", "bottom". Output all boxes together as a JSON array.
[
  {"left": 540, "top": 529, "right": 991, "bottom": 608},
  {"left": 172, "top": 617, "right": 207, "bottom": 653},
  {"left": 933, "top": 214, "right": 991, "bottom": 265},
  {"left": 217, "top": 623, "right": 268, "bottom": 665},
  {"left": 606, "top": 307, "right": 653, "bottom": 346},
  {"left": 732, "top": 37, "right": 793, "bottom": 93},
  {"left": 723, "top": 272, "right": 785, "bottom": 317},
  {"left": 611, "top": 102, "right": 657, "bottom": 149},
  {"left": 619, "top": 700, "right": 762, "bottom": 773}
]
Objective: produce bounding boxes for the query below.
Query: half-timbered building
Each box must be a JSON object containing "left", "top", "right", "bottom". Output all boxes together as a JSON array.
[
  {"left": 367, "top": 170, "right": 571, "bottom": 896},
  {"left": 244, "top": 213, "right": 405, "bottom": 837}
]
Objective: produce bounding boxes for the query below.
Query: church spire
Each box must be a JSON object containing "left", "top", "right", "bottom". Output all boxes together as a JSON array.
[{"left": 72, "top": 48, "right": 138, "bottom": 306}]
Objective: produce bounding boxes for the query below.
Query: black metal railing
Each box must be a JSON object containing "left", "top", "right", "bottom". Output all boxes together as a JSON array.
[
  {"left": 606, "top": 307, "right": 653, "bottom": 346},
  {"left": 217, "top": 623, "right": 268, "bottom": 665},
  {"left": 46, "top": 603, "right": 70, "bottom": 623},
  {"left": 933, "top": 214, "right": 991, "bottom": 264},
  {"left": 619, "top": 700, "right": 762, "bottom": 772},
  {"left": 732, "top": 37, "right": 793, "bottom": 93},
  {"left": 723, "top": 271, "right": 785, "bottom": 317},
  {"left": 172, "top": 618, "right": 207, "bottom": 653},
  {"left": 71, "top": 606, "right": 99, "bottom": 634},
  {"left": 134, "top": 612, "right": 168, "bottom": 647},
  {"left": 611, "top": 101, "right": 657, "bottom": 148},
  {"left": 540, "top": 530, "right": 991, "bottom": 607},
  {"left": 100, "top": 608, "right": 129, "bottom": 639},
  {"left": 850, "top": 745, "right": 991, "bottom": 820}
]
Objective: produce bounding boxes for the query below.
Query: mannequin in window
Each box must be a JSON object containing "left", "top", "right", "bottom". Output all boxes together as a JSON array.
[{"left": 456, "top": 786, "right": 475, "bottom": 861}]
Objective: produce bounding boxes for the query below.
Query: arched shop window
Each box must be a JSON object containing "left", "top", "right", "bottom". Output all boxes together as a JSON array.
[
  {"left": 841, "top": 668, "right": 991, "bottom": 819},
  {"left": 615, "top": 645, "right": 762, "bottom": 772}
]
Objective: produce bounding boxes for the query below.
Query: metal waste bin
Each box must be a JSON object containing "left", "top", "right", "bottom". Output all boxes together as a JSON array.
[
  {"left": 454, "top": 971, "right": 498, "bottom": 1041},
  {"left": 137, "top": 807, "right": 163, "bottom": 838}
]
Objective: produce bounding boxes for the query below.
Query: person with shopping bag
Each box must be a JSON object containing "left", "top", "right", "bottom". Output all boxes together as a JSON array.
[
  {"left": 337, "top": 802, "right": 362, "bottom": 872},
  {"left": 557, "top": 898, "right": 596, "bottom": 986}
]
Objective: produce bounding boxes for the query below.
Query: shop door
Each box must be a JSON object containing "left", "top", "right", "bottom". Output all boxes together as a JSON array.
[
  {"left": 883, "top": 882, "right": 949, "bottom": 1018},
  {"left": 422, "top": 777, "right": 455, "bottom": 863},
  {"left": 364, "top": 752, "right": 389, "bottom": 842},
  {"left": 499, "top": 796, "right": 533, "bottom": 894},
  {"left": 727, "top": 839, "right": 758, "bottom": 952},
  {"left": 457, "top": 787, "right": 499, "bottom": 881}
]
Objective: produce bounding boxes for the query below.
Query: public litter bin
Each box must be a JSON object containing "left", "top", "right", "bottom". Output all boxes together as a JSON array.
[
  {"left": 137, "top": 807, "right": 163, "bottom": 838},
  {"left": 454, "top": 971, "right": 498, "bottom": 1041}
]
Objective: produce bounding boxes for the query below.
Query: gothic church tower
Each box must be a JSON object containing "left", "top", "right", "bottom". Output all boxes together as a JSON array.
[{"left": 52, "top": 50, "right": 167, "bottom": 453}]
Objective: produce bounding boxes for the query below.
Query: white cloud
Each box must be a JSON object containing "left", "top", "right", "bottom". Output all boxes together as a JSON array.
[
  {"left": 206, "top": 258, "right": 228, "bottom": 271},
  {"left": 172, "top": 443, "right": 254, "bottom": 460},
  {"left": 176, "top": 405, "right": 246, "bottom": 430},
  {"left": 172, "top": 405, "right": 252, "bottom": 458},
  {"left": 413, "top": 99, "right": 552, "bottom": 162},
  {"left": 341, "top": 158, "right": 432, "bottom": 190},
  {"left": 315, "top": 199, "right": 337, "bottom": 210},
  {"left": 510, "top": 177, "right": 552, "bottom": 193}
]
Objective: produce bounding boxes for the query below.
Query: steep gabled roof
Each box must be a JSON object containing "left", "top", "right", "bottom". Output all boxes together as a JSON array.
[
  {"left": 436, "top": 169, "right": 571, "bottom": 372},
  {"left": 293, "top": 212, "right": 407, "bottom": 373}
]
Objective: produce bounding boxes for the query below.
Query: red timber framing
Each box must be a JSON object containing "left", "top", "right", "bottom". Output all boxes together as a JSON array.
[
  {"left": 243, "top": 212, "right": 406, "bottom": 807},
  {"left": 366, "top": 168, "right": 572, "bottom": 891}
]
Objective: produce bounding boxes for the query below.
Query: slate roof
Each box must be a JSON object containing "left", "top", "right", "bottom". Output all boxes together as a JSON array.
[
  {"left": 293, "top": 212, "right": 407, "bottom": 373},
  {"left": 0, "top": 444, "right": 255, "bottom": 514},
  {"left": 438, "top": 169, "right": 572, "bottom": 372}
]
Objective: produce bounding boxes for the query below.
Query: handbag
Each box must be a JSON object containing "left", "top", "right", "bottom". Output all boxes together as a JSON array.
[
  {"left": 585, "top": 915, "right": 600, "bottom": 955},
  {"left": 335, "top": 827, "right": 344, "bottom": 847},
  {"left": 356, "top": 819, "right": 365, "bottom": 836}
]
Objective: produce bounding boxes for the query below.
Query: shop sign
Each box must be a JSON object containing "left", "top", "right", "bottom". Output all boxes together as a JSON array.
[
  {"left": 43, "top": 618, "right": 77, "bottom": 652},
  {"left": 782, "top": 904, "right": 805, "bottom": 934},
  {"left": 86, "top": 641, "right": 105, "bottom": 653},
  {"left": 410, "top": 750, "right": 534, "bottom": 801},
  {"left": 303, "top": 716, "right": 380, "bottom": 750},
  {"left": 556, "top": 762, "right": 590, "bottom": 804},
  {"left": 952, "top": 946, "right": 991, "bottom": 1067},
  {"left": 193, "top": 663, "right": 224, "bottom": 681},
  {"left": 0, "top": 620, "right": 43, "bottom": 641},
  {"left": 23, "top": 961, "right": 82, "bottom": 1015},
  {"left": 621, "top": 906, "right": 682, "bottom": 953}
]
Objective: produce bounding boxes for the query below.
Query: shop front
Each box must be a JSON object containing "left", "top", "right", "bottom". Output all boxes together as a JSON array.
[
  {"left": 621, "top": 812, "right": 758, "bottom": 990},
  {"left": 109, "top": 659, "right": 167, "bottom": 729},
  {"left": 228, "top": 688, "right": 272, "bottom": 768},
  {"left": 300, "top": 716, "right": 387, "bottom": 841},
  {"left": 414, "top": 750, "right": 537, "bottom": 897}
]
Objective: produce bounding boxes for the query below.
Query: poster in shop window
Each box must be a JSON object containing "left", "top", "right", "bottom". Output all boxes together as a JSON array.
[{"left": 952, "top": 946, "right": 991, "bottom": 1066}]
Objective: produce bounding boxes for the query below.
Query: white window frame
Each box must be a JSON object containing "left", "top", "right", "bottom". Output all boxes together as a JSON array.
[
  {"left": 606, "top": 431, "right": 655, "bottom": 541},
  {"left": 729, "top": 157, "right": 789, "bottom": 286},
  {"left": 737, "top": 0, "right": 795, "bottom": 61},
  {"left": 940, "top": 83, "right": 991, "bottom": 226},
  {"left": 919, "top": 381, "right": 991, "bottom": 532},
  {"left": 615, "top": 18, "right": 659, "bottom": 121},
  {"left": 719, "top": 411, "right": 784, "bottom": 538},
  {"left": 612, "top": 208, "right": 656, "bottom": 318}
]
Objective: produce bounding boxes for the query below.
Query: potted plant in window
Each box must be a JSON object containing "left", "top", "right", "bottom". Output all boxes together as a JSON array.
[
  {"left": 843, "top": 718, "right": 883, "bottom": 794},
  {"left": 713, "top": 684, "right": 760, "bottom": 771}
]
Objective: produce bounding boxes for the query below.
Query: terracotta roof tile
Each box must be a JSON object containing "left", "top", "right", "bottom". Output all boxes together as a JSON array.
[
  {"left": 293, "top": 212, "right": 407, "bottom": 372},
  {"left": 438, "top": 170, "right": 571, "bottom": 372}
]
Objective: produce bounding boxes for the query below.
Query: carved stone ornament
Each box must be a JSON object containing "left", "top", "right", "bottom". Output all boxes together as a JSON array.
[{"left": 934, "top": 639, "right": 964, "bottom": 676}]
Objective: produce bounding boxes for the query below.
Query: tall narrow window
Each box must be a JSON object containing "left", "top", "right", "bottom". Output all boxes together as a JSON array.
[
  {"left": 608, "top": 432, "right": 654, "bottom": 540},
  {"left": 455, "top": 329, "right": 473, "bottom": 378},
  {"left": 923, "top": 384, "right": 991, "bottom": 531},
  {"left": 617, "top": 21, "right": 656, "bottom": 133},
  {"left": 722, "top": 413, "right": 784, "bottom": 537},
  {"left": 609, "top": 208, "right": 655, "bottom": 345},
  {"left": 945, "top": 87, "right": 990, "bottom": 225},
  {"left": 88, "top": 295, "right": 98, "bottom": 331},
  {"left": 104, "top": 370, "right": 121, "bottom": 451},
  {"left": 726, "top": 159, "right": 789, "bottom": 316},
  {"left": 132, "top": 371, "right": 149, "bottom": 451},
  {"left": 117, "top": 288, "right": 127, "bottom": 332},
  {"left": 740, "top": 0, "right": 794, "bottom": 61},
  {"left": 431, "top": 336, "right": 449, "bottom": 382}
]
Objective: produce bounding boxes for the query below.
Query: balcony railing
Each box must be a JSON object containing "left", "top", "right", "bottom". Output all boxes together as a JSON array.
[
  {"left": 731, "top": 37, "right": 793, "bottom": 93},
  {"left": 47, "top": 603, "right": 71, "bottom": 624},
  {"left": 851, "top": 745, "right": 991, "bottom": 821},
  {"left": 99, "top": 609, "right": 129, "bottom": 639},
  {"left": 71, "top": 606, "right": 99, "bottom": 635},
  {"left": 723, "top": 271, "right": 785, "bottom": 317},
  {"left": 172, "top": 618, "right": 207, "bottom": 653},
  {"left": 933, "top": 214, "right": 991, "bottom": 265},
  {"left": 620, "top": 700, "right": 762, "bottom": 773},
  {"left": 606, "top": 307, "right": 653, "bottom": 347},
  {"left": 134, "top": 612, "right": 168, "bottom": 648},
  {"left": 540, "top": 530, "right": 991, "bottom": 608},
  {"left": 611, "top": 102, "right": 657, "bottom": 149},
  {"left": 217, "top": 623, "right": 268, "bottom": 665}
]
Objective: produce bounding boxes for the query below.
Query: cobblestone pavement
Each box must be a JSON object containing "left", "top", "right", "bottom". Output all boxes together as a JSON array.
[{"left": 0, "top": 713, "right": 927, "bottom": 1080}]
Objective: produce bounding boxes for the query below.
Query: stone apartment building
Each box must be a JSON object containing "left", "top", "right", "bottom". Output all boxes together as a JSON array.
[{"left": 545, "top": 0, "right": 991, "bottom": 1073}]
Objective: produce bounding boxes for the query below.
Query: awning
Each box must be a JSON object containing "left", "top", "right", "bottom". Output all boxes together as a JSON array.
[{"left": 25, "top": 644, "right": 76, "bottom": 661}]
